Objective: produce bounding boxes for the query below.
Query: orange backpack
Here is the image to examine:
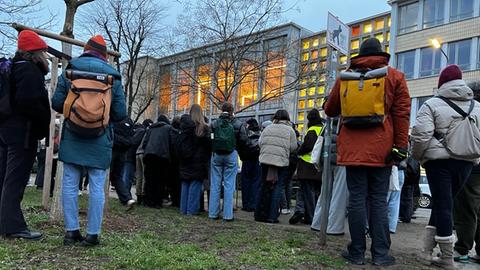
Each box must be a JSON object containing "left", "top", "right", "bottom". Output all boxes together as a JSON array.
[{"left": 63, "top": 70, "right": 113, "bottom": 138}]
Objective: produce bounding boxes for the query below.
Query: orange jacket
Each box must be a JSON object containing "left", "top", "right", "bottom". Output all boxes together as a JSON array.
[{"left": 324, "top": 56, "right": 411, "bottom": 167}]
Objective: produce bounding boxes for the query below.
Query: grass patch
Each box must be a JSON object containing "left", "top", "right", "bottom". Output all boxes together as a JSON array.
[{"left": 0, "top": 187, "right": 345, "bottom": 270}]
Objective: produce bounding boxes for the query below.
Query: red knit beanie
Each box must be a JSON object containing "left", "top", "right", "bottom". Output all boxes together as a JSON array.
[
  {"left": 438, "top": 65, "right": 462, "bottom": 89},
  {"left": 17, "top": 30, "right": 48, "bottom": 52},
  {"left": 84, "top": 35, "right": 107, "bottom": 59}
]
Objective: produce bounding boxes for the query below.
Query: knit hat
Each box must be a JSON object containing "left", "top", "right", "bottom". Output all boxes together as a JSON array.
[
  {"left": 84, "top": 35, "right": 107, "bottom": 59},
  {"left": 438, "top": 64, "right": 462, "bottom": 89},
  {"left": 307, "top": 108, "right": 321, "bottom": 122},
  {"left": 351, "top": 37, "right": 390, "bottom": 61},
  {"left": 17, "top": 30, "right": 48, "bottom": 52}
]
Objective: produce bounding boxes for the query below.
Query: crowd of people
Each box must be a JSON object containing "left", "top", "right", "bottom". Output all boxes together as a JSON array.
[{"left": 0, "top": 30, "right": 480, "bottom": 269}]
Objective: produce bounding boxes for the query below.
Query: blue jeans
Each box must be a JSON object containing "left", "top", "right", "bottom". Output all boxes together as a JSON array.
[
  {"left": 209, "top": 151, "right": 238, "bottom": 220},
  {"left": 346, "top": 166, "right": 392, "bottom": 262},
  {"left": 254, "top": 165, "right": 289, "bottom": 222},
  {"left": 117, "top": 161, "right": 134, "bottom": 204},
  {"left": 387, "top": 170, "right": 404, "bottom": 233},
  {"left": 241, "top": 159, "right": 261, "bottom": 211},
  {"left": 63, "top": 163, "right": 107, "bottom": 235},
  {"left": 180, "top": 180, "right": 203, "bottom": 215}
]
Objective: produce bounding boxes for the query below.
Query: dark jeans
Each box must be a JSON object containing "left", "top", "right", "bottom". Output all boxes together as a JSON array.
[
  {"left": 280, "top": 166, "right": 295, "bottom": 210},
  {"left": 110, "top": 150, "right": 125, "bottom": 190},
  {"left": 0, "top": 128, "right": 36, "bottom": 234},
  {"left": 241, "top": 159, "right": 261, "bottom": 211},
  {"left": 143, "top": 155, "right": 169, "bottom": 207},
  {"left": 399, "top": 184, "right": 414, "bottom": 223},
  {"left": 454, "top": 173, "right": 480, "bottom": 255},
  {"left": 117, "top": 161, "right": 135, "bottom": 204},
  {"left": 299, "top": 179, "right": 321, "bottom": 223},
  {"left": 254, "top": 164, "right": 289, "bottom": 222},
  {"left": 346, "top": 166, "right": 392, "bottom": 261},
  {"left": 424, "top": 159, "right": 473, "bottom": 237}
]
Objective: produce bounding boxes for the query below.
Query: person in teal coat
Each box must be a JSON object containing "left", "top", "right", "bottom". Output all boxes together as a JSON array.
[{"left": 51, "top": 35, "right": 127, "bottom": 247}]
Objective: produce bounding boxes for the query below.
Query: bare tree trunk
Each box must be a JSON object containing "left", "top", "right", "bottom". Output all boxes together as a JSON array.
[{"left": 60, "top": 3, "right": 77, "bottom": 38}]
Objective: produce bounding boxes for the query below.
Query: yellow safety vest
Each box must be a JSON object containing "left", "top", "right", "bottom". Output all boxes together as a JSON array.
[{"left": 300, "top": 125, "right": 323, "bottom": 164}]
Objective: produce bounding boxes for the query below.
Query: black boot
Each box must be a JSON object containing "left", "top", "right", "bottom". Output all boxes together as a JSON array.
[
  {"left": 289, "top": 211, "right": 304, "bottom": 225},
  {"left": 137, "top": 195, "right": 143, "bottom": 206},
  {"left": 80, "top": 234, "right": 99, "bottom": 247},
  {"left": 64, "top": 230, "right": 84, "bottom": 246}
]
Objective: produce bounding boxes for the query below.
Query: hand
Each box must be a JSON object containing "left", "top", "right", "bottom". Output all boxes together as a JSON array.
[{"left": 385, "top": 147, "right": 408, "bottom": 164}]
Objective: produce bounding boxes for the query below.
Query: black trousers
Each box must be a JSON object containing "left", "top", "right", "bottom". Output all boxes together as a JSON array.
[
  {"left": 143, "top": 155, "right": 169, "bottom": 207},
  {"left": 399, "top": 184, "right": 414, "bottom": 223},
  {"left": 0, "top": 127, "right": 36, "bottom": 234},
  {"left": 454, "top": 173, "right": 480, "bottom": 256}
]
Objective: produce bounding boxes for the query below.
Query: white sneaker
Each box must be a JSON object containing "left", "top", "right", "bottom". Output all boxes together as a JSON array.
[
  {"left": 126, "top": 199, "right": 136, "bottom": 210},
  {"left": 281, "top": 209, "right": 291, "bottom": 215},
  {"left": 78, "top": 191, "right": 83, "bottom": 196}
]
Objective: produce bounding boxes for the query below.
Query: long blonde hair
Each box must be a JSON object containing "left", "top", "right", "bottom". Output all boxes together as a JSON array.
[{"left": 190, "top": 104, "right": 208, "bottom": 137}]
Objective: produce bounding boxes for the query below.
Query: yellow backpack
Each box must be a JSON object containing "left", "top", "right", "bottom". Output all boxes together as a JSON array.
[{"left": 339, "top": 66, "right": 388, "bottom": 128}]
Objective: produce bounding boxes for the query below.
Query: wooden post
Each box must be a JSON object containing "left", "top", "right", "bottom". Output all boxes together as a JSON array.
[
  {"left": 49, "top": 116, "right": 64, "bottom": 221},
  {"left": 42, "top": 58, "right": 59, "bottom": 209}
]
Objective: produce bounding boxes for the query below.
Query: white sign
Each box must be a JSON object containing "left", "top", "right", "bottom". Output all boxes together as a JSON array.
[{"left": 326, "top": 12, "right": 350, "bottom": 55}]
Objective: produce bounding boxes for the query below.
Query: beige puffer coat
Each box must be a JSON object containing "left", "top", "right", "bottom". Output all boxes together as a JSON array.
[
  {"left": 259, "top": 120, "right": 298, "bottom": 167},
  {"left": 411, "top": 79, "right": 480, "bottom": 164}
]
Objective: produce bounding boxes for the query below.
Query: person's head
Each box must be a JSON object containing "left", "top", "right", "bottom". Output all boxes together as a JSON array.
[
  {"left": 221, "top": 102, "right": 234, "bottom": 116},
  {"left": 142, "top": 119, "right": 153, "bottom": 127},
  {"left": 171, "top": 116, "right": 181, "bottom": 129},
  {"left": 468, "top": 80, "right": 480, "bottom": 102},
  {"left": 16, "top": 30, "right": 49, "bottom": 74},
  {"left": 272, "top": 109, "right": 290, "bottom": 123},
  {"left": 84, "top": 35, "right": 107, "bottom": 61},
  {"left": 246, "top": 118, "right": 259, "bottom": 131},
  {"left": 190, "top": 104, "right": 208, "bottom": 136},
  {"left": 438, "top": 64, "right": 463, "bottom": 89},
  {"left": 157, "top": 114, "right": 170, "bottom": 124},
  {"left": 306, "top": 108, "right": 322, "bottom": 127},
  {"left": 351, "top": 37, "right": 390, "bottom": 61}
]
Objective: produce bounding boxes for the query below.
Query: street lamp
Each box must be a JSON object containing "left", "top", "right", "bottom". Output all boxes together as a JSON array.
[{"left": 430, "top": 38, "right": 449, "bottom": 62}]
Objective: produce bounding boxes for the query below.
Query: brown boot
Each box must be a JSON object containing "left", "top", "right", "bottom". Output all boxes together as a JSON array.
[
  {"left": 432, "top": 235, "right": 456, "bottom": 270},
  {"left": 420, "top": 226, "right": 437, "bottom": 265}
]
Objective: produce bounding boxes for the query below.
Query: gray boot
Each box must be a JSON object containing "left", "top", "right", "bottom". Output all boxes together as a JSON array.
[
  {"left": 432, "top": 235, "right": 456, "bottom": 270},
  {"left": 420, "top": 226, "right": 437, "bottom": 265}
]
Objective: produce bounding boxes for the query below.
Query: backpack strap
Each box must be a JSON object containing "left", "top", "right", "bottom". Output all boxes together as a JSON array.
[{"left": 436, "top": 96, "right": 471, "bottom": 118}]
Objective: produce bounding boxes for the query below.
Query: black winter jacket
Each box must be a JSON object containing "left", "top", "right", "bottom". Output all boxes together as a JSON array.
[
  {"left": 178, "top": 115, "right": 212, "bottom": 181},
  {"left": 126, "top": 125, "right": 146, "bottom": 163},
  {"left": 143, "top": 120, "right": 172, "bottom": 160},
  {"left": 113, "top": 119, "right": 134, "bottom": 152},
  {"left": 1, "top": 57, "right": 51, "bottom": 143}
]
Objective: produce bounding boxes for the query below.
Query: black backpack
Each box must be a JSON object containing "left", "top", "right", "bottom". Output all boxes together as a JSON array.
[{"left": 0, "top": 58, "right": 13, "bottom": 121}]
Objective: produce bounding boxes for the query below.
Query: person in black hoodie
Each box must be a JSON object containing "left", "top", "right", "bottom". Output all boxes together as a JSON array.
[
  {"left": 290, "top": 109, "right": 324, "bottom": 225},
  {"left": 142, "top": 115, "right": 172, "bottom": 208},
  {"left": 0, "top": 30, "right": 50, "bottom": 240},
  {"left": 178, "top": 105, "right": 211, "bottom": 215},
  {"left": 239, "top": 118, "right": 261, "bottom": 212},
  {"left": 135, "top": 119, "right": 153, "bottom": 205},
  {"left": 168, "top": 116, "right": 182, "bottom": 207}
]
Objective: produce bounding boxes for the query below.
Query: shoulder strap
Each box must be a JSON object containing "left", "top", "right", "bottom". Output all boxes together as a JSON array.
[{"left": 437, "top": 96, "right": 469, "bottom": 118}]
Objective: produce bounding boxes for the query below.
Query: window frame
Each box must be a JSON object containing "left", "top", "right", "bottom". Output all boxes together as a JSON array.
[
  {"left": 419, "top": 47, "right": 442, "bottom": 77},
  {"left": 396, "top": 50, "right": 416, "bottom": 79},
  {"left": 423, "top": 0, "right": 445, "bottom": 28},
  {"left": 447, "top": 39, "right": 472, "bottom": 71},
  {"left": 398, "top": 2, "right": 419, "bottom": 34},
  {"left": 450, "top": 0, "right": 474, "bottom": 22}
]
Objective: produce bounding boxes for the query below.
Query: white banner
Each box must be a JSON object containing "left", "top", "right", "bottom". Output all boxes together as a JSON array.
[{"left": 326, "top": 12, "right": 350, "bottom": 55}]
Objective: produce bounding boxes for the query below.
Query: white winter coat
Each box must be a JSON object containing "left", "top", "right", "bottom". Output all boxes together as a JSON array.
[
  {"left": 259, "top": 120, "right": 298, "bottom": 167},
  {"left": 411, "top": 79, "right": 480, "bottom": 164}
]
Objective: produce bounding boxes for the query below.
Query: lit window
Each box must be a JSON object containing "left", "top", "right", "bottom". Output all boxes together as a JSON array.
[
  {"left": 307, "top": 99, "right": 315, "bottom": 108},
  {"left": 363, "top": 23, "right": 372, "bottom": 33},
  {"left": 319, "top": 60, "right": 327, "bottom": 69},
  {"left": 317, "top": 85, "right": 325, "bottom": 95},
  {"left": 450, "top": 0, "right": 473, "bottom": 22},
  {"left": 310, "top": 62, "right": 318, "bottom": 71},
  {"left": 320, "top": 35, "right": 327, "bottom": 45},
  {"left": 386, "top": 32, "right": 391, "bottom": 42},
  {"left": 310, "top": 76, "right": 317, "bottom": 83},
  {"left": 397, "top": 50, "right": 416, "bottom": 79},
  {"left": 301, "top": 78, "right": 307, "bottom": 85},
  {"left": 339, "top": 56, "right": 348, "bottom": 65},
  {"left": 299, "top": 88, "right": 306, "bottom": 97},
  {"left": 398, "top": 2, "right": 419, "bottom": 34},
  {"left": 298, "top": 100, "right": 306, "bottom": 109},
  {"left": 298, "top": 112, "right": 305, "bottom": 121},
  {"left": 351, "top": 39, "right": 360, "bottom": 50},
  {"left": 298, "top": 124, "right": 304, "bottom": 132},
  {"left": 320, "top": 48, "right": 328, "bottom": 57},
  {"left": 424, "top": 0, "right": 445, "bottom": 28},
  {"left": 420, "top": 47, "right": 442, "bottom": 77},
  {"left": 302, "top": 52, "right": 309, "bottom": 61},
  {"left": 351, "top": 53, "right": 359, "bottom": 58},
  {"left": 385, "top": 45, "right": 390, "bottom": 53},
  {"left": 375, "top": 19, "right": 385, "bottom": 31},
  {"left": 308, "top": 87, "right": 316, "bottom": 96},
  {"left": 351, "top": 25, "right": 360, "bottom": 37},
  {"left": 448, "top": 39, "right": 472, "bottom": 71},
  {"left": 316, "top": 98, "right": 324, "bottom": 107},
  {"left": 319, "top": 74, "right": 326, "bottom": 83},
  {"left": 302, "top": 64, "right": 308, "bottom": 73},
  {"left": 388, "top": 17, "right": 391, "bottom": 27},
  {"left": 375, "top": 33, "right": 384, "bottom": 43},
  {"left": 303, "top": 41, "right": 310, "bottom": 49},
  {"left": 311, "top": 50, "right": 319, "bottom": 59},
  {"left": 312, "top": 38, "right": 319, "bottom": 47}
]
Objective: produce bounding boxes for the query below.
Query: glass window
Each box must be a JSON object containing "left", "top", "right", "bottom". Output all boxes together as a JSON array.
[
  {"left": 351, "top": 25, "right": 360, "bottom": 37},
  {"left": 302, "top": 52, "right": 309, "bottom": 61},
  {"left": 320, "top": 35, "right": 327, "bottom": 45},
  {"left": 424, "top": 0, "right": 445, "bottom": 28},
  {"left": 375, "top": 33, "right": 384, "bottom": 43},
  {"left": 450, "top": 0, "right": 474, "bottom": 22},
  {"left": 312, "top": 38, "right": 319, "bottom": 47},
  {"left": 308, "top": 87, "right": 316, "bottom": 96},
  {"left": 299, "top": 88, "right": 306, "bottom": 97},
  {"left": 310, "top": 62, "right": 318, "bottom": 71},
  {"left": 398, "top": 2, "right": 419, "bottom": 34},
  {"left": 351, "top": 52, "right": 359, "bottom": 58},
  {"left": 301, "top": 78, "right": 307, "bottom": 85},
  {"left": 317, "top": 85, "right": 325, "bottom": 95},
  {"left": 420, "top": 47, "right": 442, "bottom": 77},
  {"left": 363, "top": 23, "right": 372, "bottom": 34},
  {"left": 388, "top": 16, "right": 391, "bottom": 27},
  {"left": 351, "top": 39, "right": 360, "bottom": 50},
  {"left": 298, "top": 100, "right": 305, "bottom": 109},
  {"left": 448, "top": 39, "right": 472, "bottom": 70},
  {"left": 319, "top": 60, "right": 327, "bottom": 69},
  {"left": 303, "top": 41, "right": 310, "bottom": 50},
  {"left": 397, "top": 50, "right": 416, "bottom": 79},
  {"left": 311, "top": 50, "right": 319, "bottom": 59},
  {"left": 310, "top": 76, "right": 317, "bottom": 83},
  {"left": 307, "top": 99, "right": 315, "bottom": 108},
  {"left": 375, "top": 19, "right": 385, "bottom": 31},
  {"left": 319, "top": 73, "right": 326, "bottom": 83},
  {"left": 298, "top": 112, "right": 305, "bottom": 121},
  {"left": 320, "top": 48, "right": 328, "bottom": 57},
  {"left": 385, "top": 45, "right": 390, "bottom": 53},
  {"left": 340, "top": 55, "right": 348, "bottom": 65},
  {"left": 298, "top": 124, "right": 304, "bottom": 132},
  {"left": 386, "top": 32, "right": 391, "bottom": 42}
]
